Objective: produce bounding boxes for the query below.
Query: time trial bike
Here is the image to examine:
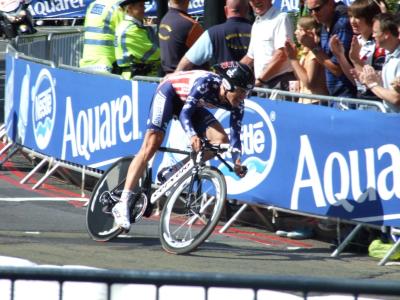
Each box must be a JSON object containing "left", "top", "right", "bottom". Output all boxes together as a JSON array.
[{"left": 86, "top": 139, "right": 245, "bottom": 254}]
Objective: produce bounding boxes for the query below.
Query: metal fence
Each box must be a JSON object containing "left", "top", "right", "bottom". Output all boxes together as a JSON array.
[
  {"left": 133, "top": 76, "right": 388, "bottom": 113},
  {"left": 13, "top": 27, "right": 84, "bottom": 67},
  {"left": 8, "top": 28, "right": 391, "bottom": 112},
  {"left": 1, "top": 266, "right": 400, "bottom": 300}
]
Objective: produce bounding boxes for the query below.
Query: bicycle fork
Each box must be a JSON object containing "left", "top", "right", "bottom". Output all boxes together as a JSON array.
[{"left": 185, "top": 151, "right": 205, "bottom": 210}]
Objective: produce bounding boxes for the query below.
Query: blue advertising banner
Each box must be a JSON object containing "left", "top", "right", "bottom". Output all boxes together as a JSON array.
[
  {"left": 27, "top": 0, "right": 299, "bottom": 19},
  {"left": 144, "top": 0, "right": 205, "bottom": 16},
  {"left": 5, "top": 53, "right": 400, "bottom": 227},
  {"left": 161, "top": 98, "right": 400, "bottom": 227},
  {"left": 29, "top": 0, "right": 90, "bottom": 19},
  {"left": 208, "top": 101, "right": 400, "bottom": 227},
  {"left": 144, "top": 0, "right": 299, "bottom": 15},
  {"left": 27, "top": 0, "right": 205, "bottom": 19},
  {"left": 5, "top": 53, "right": 157, "bottom": 169}
]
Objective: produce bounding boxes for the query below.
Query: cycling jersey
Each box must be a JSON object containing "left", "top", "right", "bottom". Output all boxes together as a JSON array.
[{"left": 147, "top": 70, "right": 244, "bottom": 155}]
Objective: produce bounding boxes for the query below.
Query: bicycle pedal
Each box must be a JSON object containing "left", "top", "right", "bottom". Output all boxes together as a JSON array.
[
  {"left": 120, "top": 226, "right": 130, "bottom": 234},
  {"left": 101, "top": 205, "right": 113, "bottom": 214},
  {"left": 143, "top": 202, "right": 154, "bottom": 218}
]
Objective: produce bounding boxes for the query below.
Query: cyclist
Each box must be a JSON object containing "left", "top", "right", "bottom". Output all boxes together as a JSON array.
[{"left": 112, "top": 61, "right": 255, "bottom": 231}]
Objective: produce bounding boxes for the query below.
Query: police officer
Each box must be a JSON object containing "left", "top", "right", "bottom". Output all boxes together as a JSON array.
[
  {"left": 114, "top": 0, "right": 160, "bottom": 79},
  {"left": 79, "top": 0, "right": 123, "bottom": 73}
]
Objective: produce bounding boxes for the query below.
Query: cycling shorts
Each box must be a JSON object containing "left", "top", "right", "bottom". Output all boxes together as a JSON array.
[{"left": 147, "top": 81, "right": 217, "bottom": 135}]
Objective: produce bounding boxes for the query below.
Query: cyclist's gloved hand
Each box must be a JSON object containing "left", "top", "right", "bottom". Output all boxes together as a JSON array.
[
  {"left": 234, "top": 163, "right": 247, "bottom": 178},
  {"left": 191, "top": 135, "right": 201, "bottom": 152}
]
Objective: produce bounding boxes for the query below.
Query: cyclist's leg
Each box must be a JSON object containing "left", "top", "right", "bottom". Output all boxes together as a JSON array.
[
  {"left": 112, "top": 131, "right": 164, "bottom": 230},
  {"left": 112, "top": 82, "right": 177, "bottom": 229},
  {"left": 123, "top": 130, "right": 164, "bottom": 193},
  {"left": 124, "top": 82, "right": 179, "bottom": 192}
]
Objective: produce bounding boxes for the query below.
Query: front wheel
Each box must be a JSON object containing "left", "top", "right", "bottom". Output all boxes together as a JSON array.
[{"left": 159, "top": 166, "right": 226, "bottom": 254}]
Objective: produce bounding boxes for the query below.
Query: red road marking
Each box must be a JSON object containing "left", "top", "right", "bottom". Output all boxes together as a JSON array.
[
  {"left": 0, "top": 146, "right": 85, "bottom": 199},
  {"left": 219, "top": 226, "right": 313, "bottom": 248},
  {"left": 148, "top": 214, "right": 314, "bottom": 248}
]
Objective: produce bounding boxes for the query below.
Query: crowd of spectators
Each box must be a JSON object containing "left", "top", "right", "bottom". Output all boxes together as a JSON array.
[{"left": 78, "top": 0, "right": 400, "bottom": 113}]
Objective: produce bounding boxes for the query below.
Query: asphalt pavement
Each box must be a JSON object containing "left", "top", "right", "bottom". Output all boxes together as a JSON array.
[{"left": 0, "top": 142, "right": 400, "bottom": 299}]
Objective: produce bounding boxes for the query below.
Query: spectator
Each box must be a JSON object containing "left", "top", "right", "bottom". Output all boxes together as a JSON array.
[
  {"left": 375, "top": 0, "right": 389, "bottom": 13},
  {"left": 299, "top": 0, "right": 356, "bottom": 99},
  {"left": 329, "top": 0, "right": 385, "bottom": 100},
  {"left": 240, "top": 0, "right": 295, "bottom": 94},
  {"left": 158, "top": 0, "right": 204, "bottom": 74},
  {"left": 389, "top": 14, "right": 400, "bottom": 93},
  {"left": 284, "top": 16, "right": 328, "bottom": 104},
  {"left": 79, "top": 0, "right": 123, "bottom": 73},
  {"left": 176, "top": 0, "right": 251, "bottom": 71},
  {"left": 114, "top": 0, "right": 160, "bottom": 79},
  {"left": 360, "top": 13, "right": 400, "bottom": 112}
]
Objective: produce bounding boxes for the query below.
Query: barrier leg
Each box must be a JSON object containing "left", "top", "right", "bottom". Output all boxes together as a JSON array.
[
  {"left": 331, "top": 223, "right": 363, "bottom": 257},
  {"left": 249, "top": 205, "right": 275, "bottom": 231},
  {"left": 81, "top": 165, "right": 86, "bottom": 197},
  {"left": 378, "top": 228, "right": 400, "bottom": 266},
  {"left": 20, "top": 158, "right": 49, "bottom": 184},
  {"left": 378, "top": 240, "right": 400, "bottom": 266},
  {"left": 0, "top": 144, "right": 20, "bottom": 166},
  {"left": 219, "top": 203, "right": 248, "bottom": 233},
  {"left": 0, "top": 141, "right": 13, "bottom": 157},
  {"left": 0, "top": 124, "right": 6, "bottom": 140},
  {"left": 32, "top": 162, "right": 61, "bottom": 190}
]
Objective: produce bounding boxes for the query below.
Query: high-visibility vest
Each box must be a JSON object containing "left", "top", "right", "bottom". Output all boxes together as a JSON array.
[
  {"left": 114, "top": 16, "right": 160, "bottom": 79},
  {"left": 79, "top": 0, "right": 123, "bottom": 71}
]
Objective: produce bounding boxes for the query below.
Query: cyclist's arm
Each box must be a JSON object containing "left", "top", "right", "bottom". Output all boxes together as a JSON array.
[
  {"left": 179, "top": 96, "right": 198, "bottom": 140},
  {"left": 179, "top": 76, "right": 213, "bottom": 141},
  {"left": 229, "top": 104, "right": 244, "bottom": 163}
]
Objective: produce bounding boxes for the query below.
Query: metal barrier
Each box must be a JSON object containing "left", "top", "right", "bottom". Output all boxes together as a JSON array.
[
  {"left": 1, "top": 266, "right": 400, "bottom": 299},
  {"left": 252, "top": 87, "right": 388, "bottom": 112},
  {"left": 14, "top": 27, "right": 84, "bottom": 67},
  {"left": 11, "top": 30, "right": 388, "bottom": 111}
]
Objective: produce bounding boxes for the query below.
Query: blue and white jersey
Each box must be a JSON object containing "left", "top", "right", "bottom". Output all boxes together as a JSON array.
[{"left": 163, "top": 70, "right": 244, "bottom": 153}]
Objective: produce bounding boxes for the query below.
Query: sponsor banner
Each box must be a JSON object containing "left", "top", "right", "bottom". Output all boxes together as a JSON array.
[
  {"left": 273, "top": 0, "right": 299, "bottom": 12},
  {"left": 6, "top": 53, "right": 400, "bottom": 227},
  {"left": 5, "top": 53, "right": 156, "bottom": 169},
  {"left": 212, "top": 100, "right": 400, "bottom": 227},
  {"left": 145, "top": 0, "right": 205, "bottom": 16},
  {"left": 160, "top": 98, "right": 400, "bottom": 227},
  {"left": 29, "top": 0, "right": 90, "bottom": 19},
  {"left": 27, "top": 0, "right": 205, "bottom": 19},
  {"left": 27, "top": 0, "right": 299, "bottom": 19},
  {"left": 145, "top": 0, "right": 299, "bottom": 15}
]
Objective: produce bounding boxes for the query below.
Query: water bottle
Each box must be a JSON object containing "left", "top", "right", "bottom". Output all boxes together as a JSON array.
[{"left": 156, "top": 161, "right": 184, "bottom": 184}]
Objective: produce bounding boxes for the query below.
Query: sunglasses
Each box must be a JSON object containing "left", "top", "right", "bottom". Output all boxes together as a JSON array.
[{"left": 309, "top": 2, "right": 326, "bottom": 13}]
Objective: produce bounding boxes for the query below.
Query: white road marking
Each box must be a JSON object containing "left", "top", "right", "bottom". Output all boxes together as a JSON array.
[{"left": 0, "top": 197, "right": 89, "bottom": 202}]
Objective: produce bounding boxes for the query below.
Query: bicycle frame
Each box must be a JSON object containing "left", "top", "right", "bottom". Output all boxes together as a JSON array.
[
  {"left": 148, "top": 142, "right": 235, "bottom": 205},
  {"left": 150, "top": 157, "right": 194, "bottom": 204}
]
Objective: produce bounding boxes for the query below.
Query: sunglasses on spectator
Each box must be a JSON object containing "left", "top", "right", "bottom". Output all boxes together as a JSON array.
[{"left": 309, "top": 2, "right": 326, "bottom": 12}]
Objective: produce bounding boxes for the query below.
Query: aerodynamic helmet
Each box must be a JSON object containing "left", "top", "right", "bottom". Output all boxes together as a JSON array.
[{"left": 212, "top": 61, "right": 255, "bottom": 92}]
